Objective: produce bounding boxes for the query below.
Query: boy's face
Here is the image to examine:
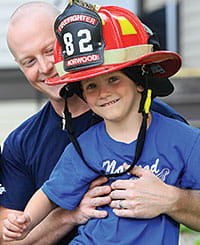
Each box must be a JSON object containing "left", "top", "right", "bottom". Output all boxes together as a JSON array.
[{"left": 81, "top": 71, "right": 144, "bottom": 123}]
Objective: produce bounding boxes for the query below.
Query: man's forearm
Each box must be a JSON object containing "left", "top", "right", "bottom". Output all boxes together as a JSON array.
[{"left": 166, "top": 187, "right": 200, "bottom": 231}]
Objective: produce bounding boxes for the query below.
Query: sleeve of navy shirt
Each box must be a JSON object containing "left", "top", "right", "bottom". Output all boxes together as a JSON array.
[
  {"left": 0, "top": 150, "right": 5, "bottom": 203},
  {"left": 151, "top": 98, "right": 188, "bottom": 124},
  {"left": 0, "top": 102, "right": 70, "bottom": 211},
  {"left": 0, "top": 134, "right": 36, "bottom": 210}
]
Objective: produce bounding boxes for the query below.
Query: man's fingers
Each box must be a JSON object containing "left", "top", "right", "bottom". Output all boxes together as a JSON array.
[
  {"left": 3, "top": 219, "right": 22, "bottom": 232},
  {"left": 110, "top": 200, "right": 128, "bottom": 209},
  {"left": 87, "top": 209, "right": 108, "bottom": 219},
  {"left": 7, "top": 213, "right": 28, "bottom": 226},
  {"left": 111, "top": 179, "right": 134, "bottom": 190},
  {"left": 2, "top": 224, "right": 22, "bottom": 241},
  {"left": 110, "top": 190, "right": 127, "bottom": 200},
  {"left": 90, "top": 196, "right": 111, "bottom": 207},
  {"left": 16, "top": 214, "right": 30, "bottom": 225},
  {"left": 112, "top": 208, "right": 136, "bottom": 218},
  {"left": 123, "top": 163, "right": 150, "bottom": 177},
  {"left": 88, "top": 176, "right": 108, "bottom": 189},
  {"left": 7, "top": 213, "right": 18, "bottom": 223},
  {"left": 86, "top": 185, "right": 111, "bottom": 198},
  {"left": 128, "top": 166, "right": 149, "bottom": 177},
  {"left": 111, "top": 166, "right": 152, "bottom": 190},
  {"left": 2, "top": 214, "right": 31, "bottom": 242}
]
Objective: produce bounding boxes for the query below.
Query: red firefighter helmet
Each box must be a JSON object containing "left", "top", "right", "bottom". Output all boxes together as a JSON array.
[{"left": 46, "top": 2, "right": 181, "bottom": 86}]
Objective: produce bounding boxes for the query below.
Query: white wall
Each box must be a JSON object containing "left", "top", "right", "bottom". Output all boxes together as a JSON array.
[
  {"left": 143, "top": 0, "right": 166, "bottom": 12},
  {"left": 180, "top": 0, "right": 200, "bottom": 68}
]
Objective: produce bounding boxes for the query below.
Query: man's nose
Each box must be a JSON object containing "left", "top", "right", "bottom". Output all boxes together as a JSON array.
[{"left": 38, "top": 56, "right": 54, "bottom": 74}]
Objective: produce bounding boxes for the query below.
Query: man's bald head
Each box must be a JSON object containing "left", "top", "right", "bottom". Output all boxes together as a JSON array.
[{"left": 7, "top": 1, "right": 60, "bottom": 56}]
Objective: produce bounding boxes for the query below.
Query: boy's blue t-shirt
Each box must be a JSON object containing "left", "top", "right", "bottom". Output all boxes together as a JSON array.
[{"left": 42, "top": 111, "right": 200, "bottom": 245}]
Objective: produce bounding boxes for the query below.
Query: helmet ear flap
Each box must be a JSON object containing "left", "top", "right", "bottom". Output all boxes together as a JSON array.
[
  {"left": 148, "top": 33, "right": 160, "bottom": 51},
  {"left": 60, "top": 85, "right": 74, "bottom": 99},
  {"left": 59, "top": 82, "right": 85, "bottom": 101},
  {"left": 142, "top": 24, "right": 161, "bottom": 51}
]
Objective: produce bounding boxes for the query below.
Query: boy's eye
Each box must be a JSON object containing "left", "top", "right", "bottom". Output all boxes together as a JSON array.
[
  {"left": 109, "top": 76, "right": 119, "bottom": 83},
  {"left": 86, "top": 83, "right": 96, "bottom": 90}
]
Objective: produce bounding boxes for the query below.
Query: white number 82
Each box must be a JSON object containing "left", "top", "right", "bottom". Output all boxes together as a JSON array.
[{"left": 63, "top": 29, "right": 93, "bottom": 56}]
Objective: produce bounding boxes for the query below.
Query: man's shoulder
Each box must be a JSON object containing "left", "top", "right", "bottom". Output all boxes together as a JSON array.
[
  {"left": 152, "top": 111, "right": 200, "bottom": 140},
  {"left": 4, "top": 101, "right": 55, "bottom": 145},
  {"left": 151, "top": 99, "right": 188, "bottom": 124}
]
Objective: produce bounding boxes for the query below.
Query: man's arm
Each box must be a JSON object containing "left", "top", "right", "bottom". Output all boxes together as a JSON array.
[
  {"left": 110, "top": 166, "right": 200, "bottom": 231},
  {"left": 0, "top": 176, "right": 111, "bottom": 244},
  {"left": 165, "top": 188, "right": 200, "bottom": 231}
]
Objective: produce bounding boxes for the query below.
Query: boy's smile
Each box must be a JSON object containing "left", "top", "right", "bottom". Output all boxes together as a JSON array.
[
  {"left": 82, "top": 71, "right": 143, "bottom": 124},
  {"left": 100, "top": 98, "right": 120, "bottom": 107}
]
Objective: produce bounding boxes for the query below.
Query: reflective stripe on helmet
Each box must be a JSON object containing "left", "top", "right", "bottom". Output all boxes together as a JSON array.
[{"left": 56, "top": 44, "right": 153, "bottom": 76}]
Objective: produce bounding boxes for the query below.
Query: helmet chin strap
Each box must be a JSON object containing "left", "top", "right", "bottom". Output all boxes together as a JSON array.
[
  {"left": 60, "top": 86, "right": 105, "bottom": 176},
  {"left": 122, "top": 67, "right": 152, "bottom": 177},
  {"left": 60, "top": 86, "right": 73, "bottom": 131},
  {"left": 59, "top": 73, "right": 152, "bottom": 178}
]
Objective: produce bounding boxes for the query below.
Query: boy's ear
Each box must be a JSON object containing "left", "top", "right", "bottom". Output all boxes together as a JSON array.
[{"left": 136, "top": 84, "right": 144, "bottom": 93}]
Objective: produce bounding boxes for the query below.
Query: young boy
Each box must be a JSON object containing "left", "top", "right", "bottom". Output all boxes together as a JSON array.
[{"left": 2, "top": 2, "right": 200, "bottom": 245}]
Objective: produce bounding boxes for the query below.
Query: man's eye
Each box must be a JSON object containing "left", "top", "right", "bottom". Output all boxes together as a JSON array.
[
  {"left": 46, "top": 48, "right": 54, "bottom": 55},
  {"left": 22, "top": 59, "right": 35, "bottom": 67}
]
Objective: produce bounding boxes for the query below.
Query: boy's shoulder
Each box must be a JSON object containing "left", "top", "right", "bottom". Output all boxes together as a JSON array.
[{"left": 78, "top": 121, "right": 104, "bottom": 140}]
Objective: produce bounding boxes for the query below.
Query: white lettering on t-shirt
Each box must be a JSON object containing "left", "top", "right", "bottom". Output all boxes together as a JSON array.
[
  {"left": 102, "top": 158, "right": 170, "bottom": 181},
  {"left": 0, "top": 184, "right": 6, "bottom": 195}
]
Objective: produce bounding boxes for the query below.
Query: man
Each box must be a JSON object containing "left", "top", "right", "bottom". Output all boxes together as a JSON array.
[
  {"left": 0, "top": 2, "right": 111, "bottom": 244},
  {"left": 0, "top": 1, "right": 199, "bottom": 245}
]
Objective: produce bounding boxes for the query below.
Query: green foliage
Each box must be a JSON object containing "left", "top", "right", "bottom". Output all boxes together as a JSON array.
[
  {"left": 180, "top": 225, "right": 197, "bottom": 234},
  {"left": 194, "top": 235, "right": 200, "bottom": 245},
  {"left": 180, "top": 225, "right": 200, "bottom": 245}
]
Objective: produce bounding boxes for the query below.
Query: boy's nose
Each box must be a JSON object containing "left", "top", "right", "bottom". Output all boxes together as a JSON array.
[{"left": 98, "top": 84, "right": 111, "bottom": 98}]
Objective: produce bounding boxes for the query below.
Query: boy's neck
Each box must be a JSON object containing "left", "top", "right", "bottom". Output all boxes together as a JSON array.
[{"left": 105, "top": 112, "right": 152, "bottom": 144}]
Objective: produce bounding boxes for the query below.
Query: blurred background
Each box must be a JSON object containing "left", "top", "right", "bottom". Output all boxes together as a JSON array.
[{"left": 0, "top": 0, "right": 200, "bottom": 143}]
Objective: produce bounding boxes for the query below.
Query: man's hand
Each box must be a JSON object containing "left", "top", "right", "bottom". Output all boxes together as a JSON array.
[
  {"left": 2, "top": 213, "right": 31, "bottom": 241},
  {"left": 110, "top": 165, "right": 175, "bottom": 218},
  {"left": 72, "top": 176, "right": 112, "bottom": 225}
]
